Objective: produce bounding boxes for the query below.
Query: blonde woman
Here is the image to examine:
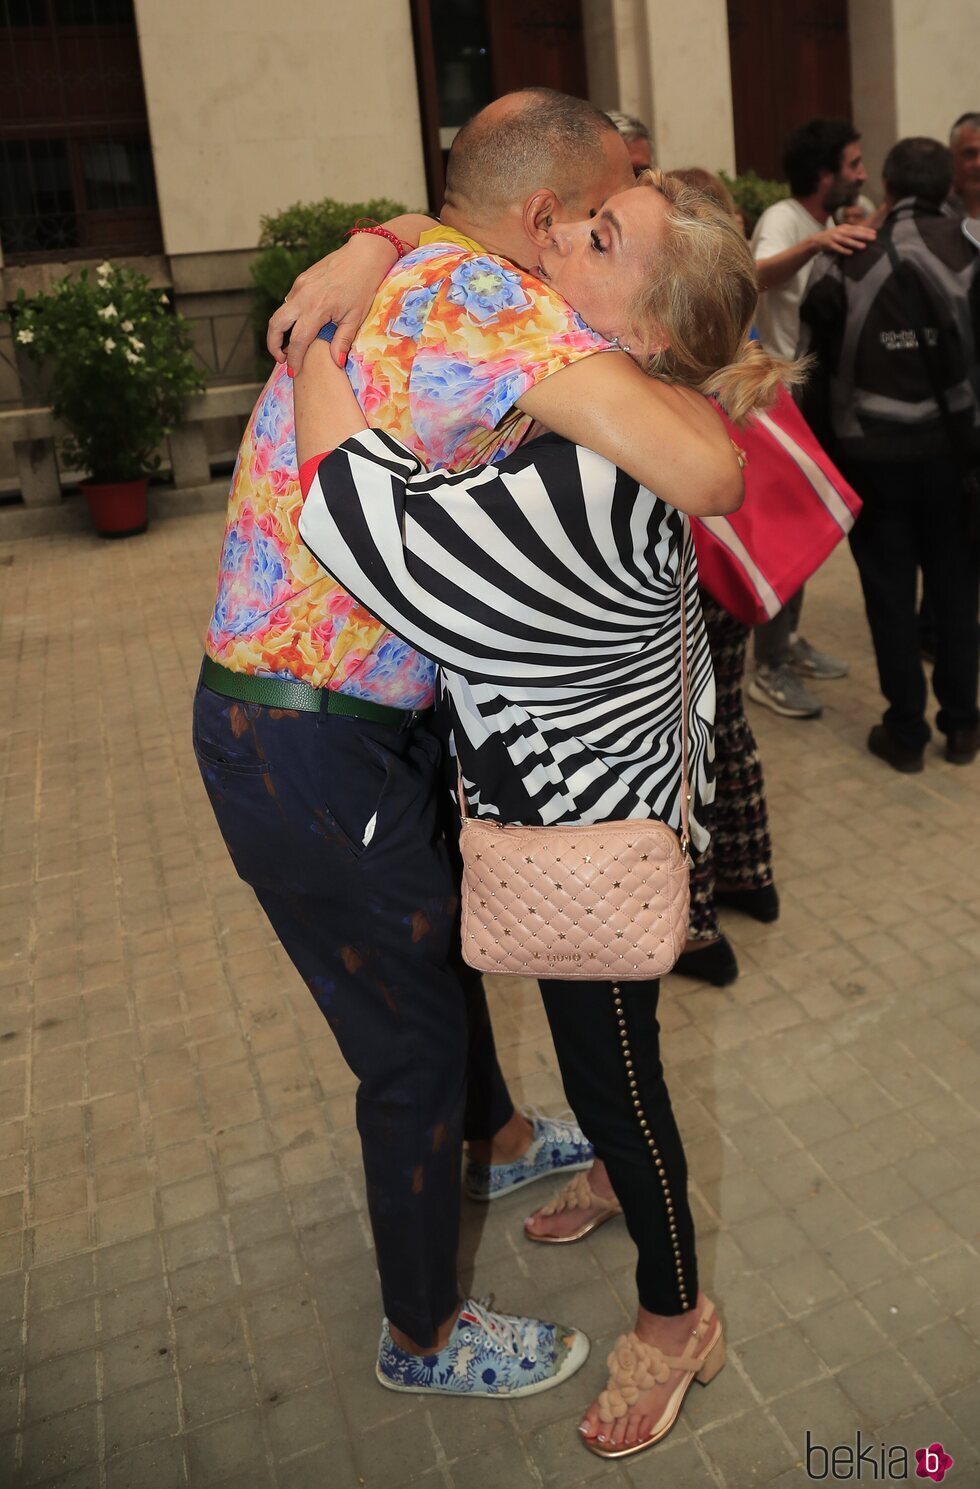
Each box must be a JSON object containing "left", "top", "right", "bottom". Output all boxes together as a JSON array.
[{"left": 295, "top": 172, "right": 799, "bottom": 1460}]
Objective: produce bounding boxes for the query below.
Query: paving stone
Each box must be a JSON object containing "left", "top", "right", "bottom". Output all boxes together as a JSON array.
[
  {"left": 352, "top": 1398, "right": 442, "bottom": 1487},
  {"left": 701, "top": 1410, "right": 797, "bottom": 1485},
  {"left": 25, "top": 1297, "right": 97, "bottom": 1363},
  {"left": 735, "top": 1324, "right": 825, "bottom": 1400},
  {"left": 798, "top": 1295, "right": 886, "bottom": 1370},
  {"left": 823, "top": 1226, "right": 905, "bottom": 1290},
  {"left": 186, "top": 1407, "right": 268, "bottom": 1485},
  {"left": 857, "top": 1274, "right": 944, "bottom": 1342},
  {"left": 105, "top": 1434, "right": 187, "bottom": 1489},
  {"left": 245, "top": 1282, "right": 316, "bottom": 1343},
  {"left": 180, "top": 1357, "right": 256, "bottom": 1426},
  {"left": 174, "top": 1302, "right": 247, "bottom": 1371},
  {"left": 102, "top": 1324, "right": 174, "bottom": 1393},
  {"left": 264, "top": 1378, "right": 348, "bottom": 1461},
  {"left": 95, "top": 1234, "right": 162, "bottom": 1290},
  {"left": 837, "top": 1348, "right": 930, "bottom": 1427},
  {"left": 730, "top": 1213, "right": 811, "bottom": 1270},
  {"left": 941, "top": 1379, "right": 980, "bottom": 1452},
  {"left": 169, "top": 1254, "right": 240, "bottom": 1314},
  {"left": 767, "top": 1250, "right": 847, "bottom": 1317},
  {"left": 23, "top": 1347, "right": 99, "bottom": 1420},
  {"left": 162, "top": 1216, "right": 229, "bottom": 1273},
  {"left": 102, "top": 1375, "right": 181, "bottom": 1458},
  {"left": 158, "top": 1175, "right": 221, "bottom": 1229},
  {"left": 254, "top": 1328, "right": 328, "bottom": 1399},
  {"left": 770, "top": 1376, "right": 863, "bottom": 1451},
  {"left": 20, "top": 1404, "right": 99, "bottom": 1483},
  {"left": 904, "top": 1318, "right": 980, "bottom": 1398},
  {"left": 100, "top": 1274, "right": 170, "bottom": 1339},
  {"left": 3, "top": 519, "right": 978, "bottom": 1489}
]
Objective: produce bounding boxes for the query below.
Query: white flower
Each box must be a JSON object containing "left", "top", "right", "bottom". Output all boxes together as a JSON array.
[
  {"left": 159, "top": 293, "right": 169, "bottom": 304},
  {"left": 98, "top": 304, "right": 118, "bottom": 320},
  {"left": 103, "top": 338, "right": 116, "bottom": 352},
  {"left": 121, "top": 319, "right": 134, "bottom": 333},
  {"left": 16, "top": 328, "right": 34, "bottom": 344},
  {"left": 129, "top": 337, "right": 145, "bottom": 352},
  {"left": 96, "top": 260, "right": 112, "bottom": 278},
  {"left": 124, "top": 349, "right": 142, "bottom": 364}
]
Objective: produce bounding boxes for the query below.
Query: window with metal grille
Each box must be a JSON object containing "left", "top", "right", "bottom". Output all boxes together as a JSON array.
[{"left": 0, "top": 0, "right": 162, "bottom": 262}]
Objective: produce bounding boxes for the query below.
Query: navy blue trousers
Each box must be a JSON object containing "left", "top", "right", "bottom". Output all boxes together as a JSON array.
[{"left": 193, "top": 676, "right": 513, "bottom": 1343}]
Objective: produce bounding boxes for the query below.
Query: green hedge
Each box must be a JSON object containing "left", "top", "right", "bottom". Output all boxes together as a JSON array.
[
  {"left": 249, "top": 197, "right": 408, "bottom": 367},
  {"left": 718, "top": 170, "right": 789, "bottom": 235}
]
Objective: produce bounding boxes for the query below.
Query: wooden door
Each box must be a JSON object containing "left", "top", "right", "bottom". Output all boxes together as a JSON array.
[
  {"left": 486, "top": 0, "right": 587, "bottom": 98},
  {"left": 411, "top": 0, "right": 588, "bottom": 208},
  {"left": 728, "top": 0, "right": 853, "bottom": 181}
]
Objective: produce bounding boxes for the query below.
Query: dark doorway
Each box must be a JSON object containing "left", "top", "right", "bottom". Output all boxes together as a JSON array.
[
  {"left": 411, "top": 0, "right": 587, "bottom": 208},
  {"left": 0, "top": 0, "right": 163, "bottom": 262},
  {"left": 727, "top": 0, "right": 853, "bottom": 181}
]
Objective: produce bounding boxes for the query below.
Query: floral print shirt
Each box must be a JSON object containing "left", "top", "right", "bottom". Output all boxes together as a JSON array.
[{"left": 205, "top": 232, "right": 609, "bottom": 703}]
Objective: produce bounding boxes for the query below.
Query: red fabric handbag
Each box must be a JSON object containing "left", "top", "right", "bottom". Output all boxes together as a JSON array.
[{"left": 692, "top": 388, "right": 862, "bottom": 625}]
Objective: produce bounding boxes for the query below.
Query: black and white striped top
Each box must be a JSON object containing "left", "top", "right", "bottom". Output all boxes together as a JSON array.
[{"left": 299, "top": 430, "right": 715, "bottom": 850}]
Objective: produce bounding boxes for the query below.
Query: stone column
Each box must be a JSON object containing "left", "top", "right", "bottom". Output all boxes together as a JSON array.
[
  {"left": 585, "top": 0, "right": 736, "bottom": 174},
  {"left": 850, "top": 0, "right": 980, "bottom": 186}
]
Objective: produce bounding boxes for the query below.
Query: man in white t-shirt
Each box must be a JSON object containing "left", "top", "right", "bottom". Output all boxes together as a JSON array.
[{"left": 748, "top": 119, "right": 874, "bottom": 719}]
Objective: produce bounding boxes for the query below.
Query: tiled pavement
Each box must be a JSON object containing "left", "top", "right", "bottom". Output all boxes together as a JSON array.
[{"left": 0, "top": 511, "right": 978, "bottom": 1489}]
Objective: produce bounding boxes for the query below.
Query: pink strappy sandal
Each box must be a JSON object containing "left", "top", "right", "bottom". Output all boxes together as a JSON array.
[
  {"left": 583, "top": 1296, "right": 725, "bottom": 1459},
  {"left": 525, "top": 1170, "right": 624, "bottom": 1245}
]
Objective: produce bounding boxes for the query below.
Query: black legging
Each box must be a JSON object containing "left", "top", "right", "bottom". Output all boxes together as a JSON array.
[{"left": 539, "top": 977, "right": 697, "bottom": 1316}]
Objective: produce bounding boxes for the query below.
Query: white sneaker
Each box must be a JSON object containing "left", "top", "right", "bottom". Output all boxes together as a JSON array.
[{"left": 377, "top": 1297, "right": 590, "bottom": 1397}]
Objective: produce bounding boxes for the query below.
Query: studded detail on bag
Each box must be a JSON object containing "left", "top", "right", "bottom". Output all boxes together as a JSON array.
[
  {"left": 456, "top": 556, "right": 693, "bottom": 982},
  {"left": 459, "top": 815, "right": 690, "bottom": 979}
]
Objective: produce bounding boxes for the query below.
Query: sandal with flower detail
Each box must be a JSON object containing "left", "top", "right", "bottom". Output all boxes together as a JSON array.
[
  {"left": 583, "top": 1297, "right": 725, "bottom": 1458},
  {"left": 524, "top": 1170, "right": 624, "bottom": 1245}
]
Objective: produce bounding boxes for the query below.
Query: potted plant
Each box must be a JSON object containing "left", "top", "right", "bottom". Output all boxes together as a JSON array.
[
  {"left": 249, "top": 196, "right": 406, "bottom": 369},
  {"left": 9, "top": 261, "right": 205, "bottom": 536}
]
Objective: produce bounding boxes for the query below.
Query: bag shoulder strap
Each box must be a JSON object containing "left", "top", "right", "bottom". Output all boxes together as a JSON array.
[{"left": 678, "top": 535, "right": 691, "bottom": 854}]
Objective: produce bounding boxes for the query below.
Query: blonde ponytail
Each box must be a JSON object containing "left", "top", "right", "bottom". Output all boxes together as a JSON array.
[
  {"left": 708, "top": 339, "right": 808, "bottom": 423},
  {"left": 631, "top": 171, "right": 807, "bottom": 424}
]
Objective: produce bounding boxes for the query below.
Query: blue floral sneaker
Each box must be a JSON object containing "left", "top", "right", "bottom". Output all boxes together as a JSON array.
[
  {"left": 377, "top": 1297, "right": 589, "bottom": 1398},
  {"left": 465, "top": 1109, "right": 593, "bottom": 1202}
]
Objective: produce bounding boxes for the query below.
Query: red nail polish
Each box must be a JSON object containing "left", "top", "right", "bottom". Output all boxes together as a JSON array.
[{"left": 287, "top": 366, "right": 295, "bottom": 378}]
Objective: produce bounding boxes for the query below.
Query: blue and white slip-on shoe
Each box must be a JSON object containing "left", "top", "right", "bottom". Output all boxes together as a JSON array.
[
  {"left": 377, "top": 1297, "right": 589, "bottom": 1398},
  {"left": 464, "top": 1109, "right": 593, "bottom": 1202}
]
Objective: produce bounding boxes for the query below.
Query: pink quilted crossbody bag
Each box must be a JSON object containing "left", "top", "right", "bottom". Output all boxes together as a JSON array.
[{"left": 458, "top": 580, "right": 692, "bottom": 981}]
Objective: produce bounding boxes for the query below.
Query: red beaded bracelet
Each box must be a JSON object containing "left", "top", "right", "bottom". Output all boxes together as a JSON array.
[{"left": 344, "top": 221, "right": 412, "bottom": 258}]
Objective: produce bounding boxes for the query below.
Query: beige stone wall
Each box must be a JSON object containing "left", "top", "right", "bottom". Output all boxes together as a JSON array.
[
  {"left": 849, "top": 0, "right": 897, "bottom": 194},
  {"left": 133, "top": 0, "right": 428, "bottom": 258},
  {"left": 850, "top": 0, "right": 980, "bottom": 189},
  {"left": 642, "top": 0, "right": 736, "bottom": 173},
  {"left": 584, "top": 0, "right": 735, "bottom": 174},
  {"left": 891, "top": 0, "right": 980, "bottom": 147}
]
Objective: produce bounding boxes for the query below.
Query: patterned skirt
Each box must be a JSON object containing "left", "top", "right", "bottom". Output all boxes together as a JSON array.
[{"left": 689, "top": 592, "right": 775, "bottom": 941}]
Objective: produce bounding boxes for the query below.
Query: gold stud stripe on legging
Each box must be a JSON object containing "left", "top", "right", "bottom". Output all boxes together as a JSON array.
[{"left": 612, "top": 984, "right": 690, "bottom": 1310}]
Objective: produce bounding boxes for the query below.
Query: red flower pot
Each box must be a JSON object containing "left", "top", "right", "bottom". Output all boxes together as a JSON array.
[{"left": 80, "top": 478, "right": 149, "bottom": 538}]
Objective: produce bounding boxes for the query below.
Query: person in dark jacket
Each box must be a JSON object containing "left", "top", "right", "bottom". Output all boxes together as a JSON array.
[{"left": 799, "top": 136, "right": 980, "bottom": 772}]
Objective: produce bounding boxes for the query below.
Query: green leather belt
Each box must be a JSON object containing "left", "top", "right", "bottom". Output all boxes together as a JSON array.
[{"left": 201, "top": 657, "right": 429, "bottom": 731}]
